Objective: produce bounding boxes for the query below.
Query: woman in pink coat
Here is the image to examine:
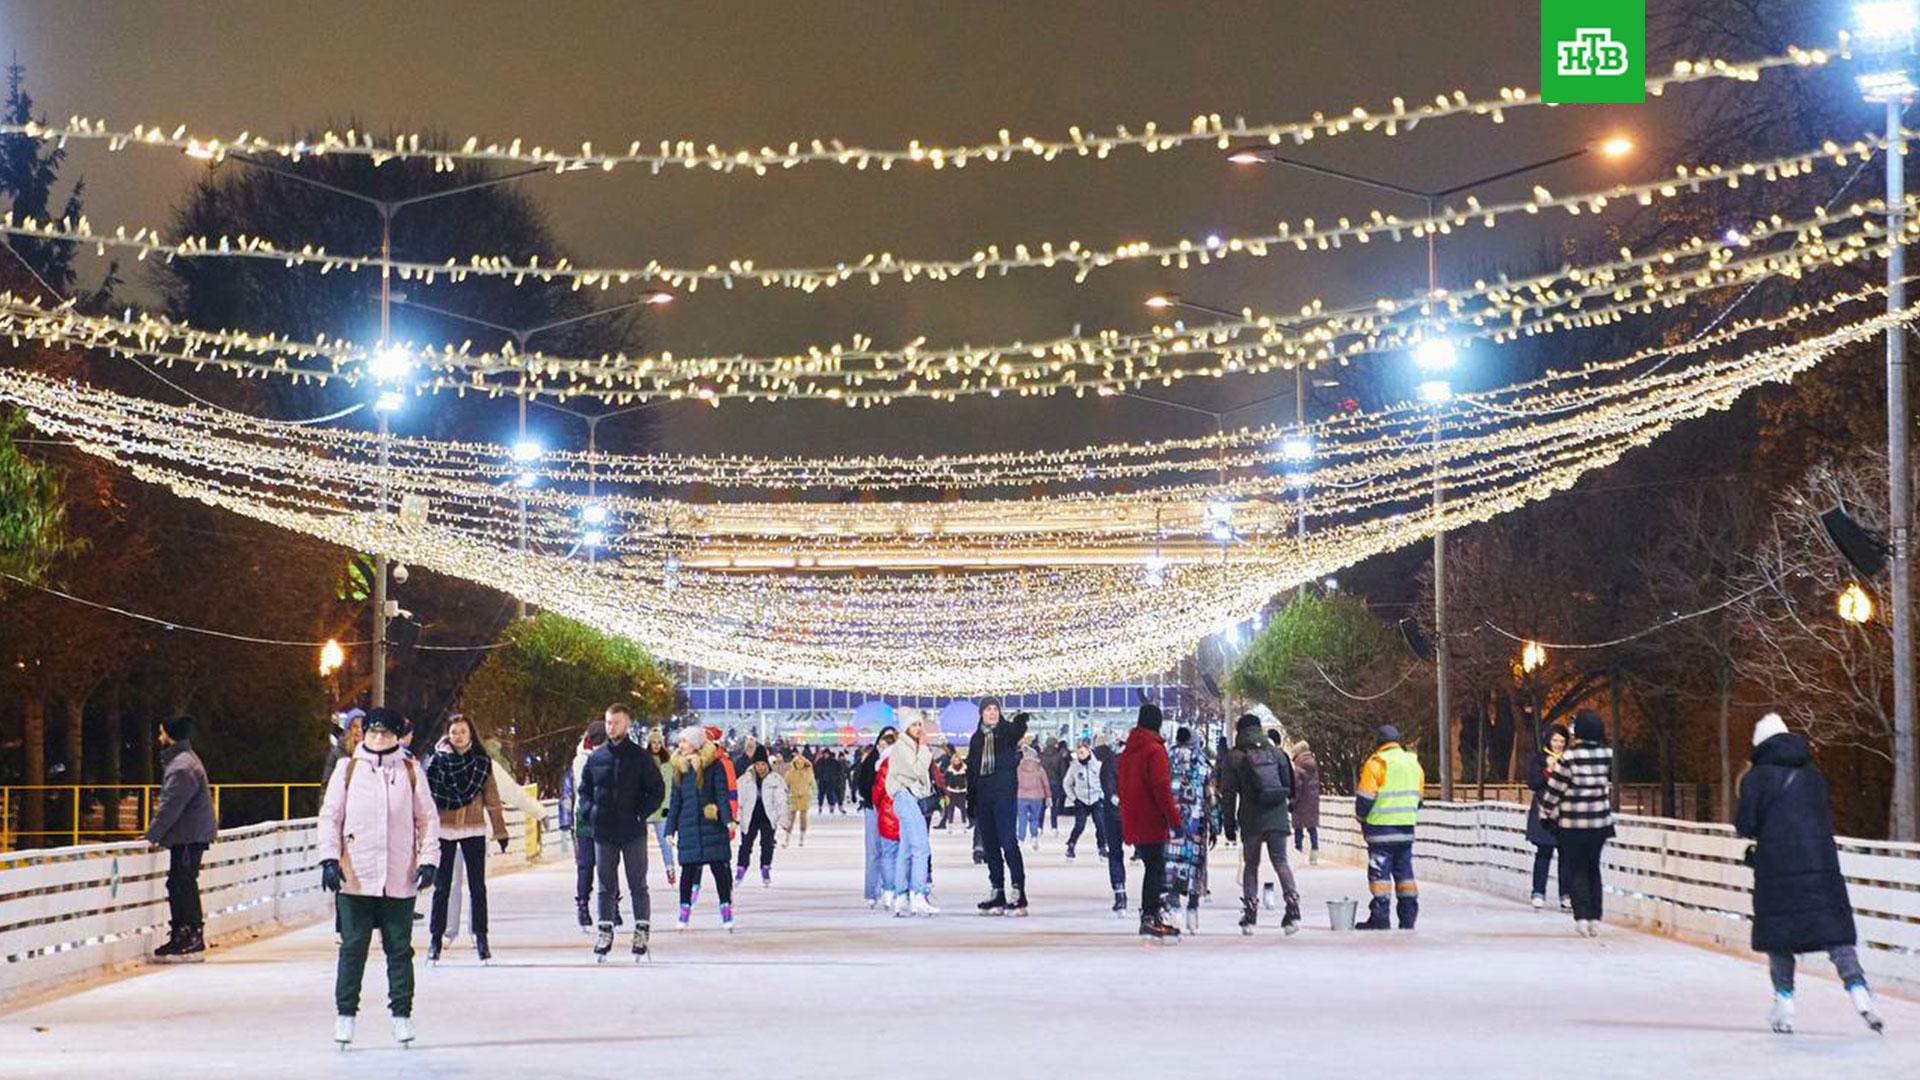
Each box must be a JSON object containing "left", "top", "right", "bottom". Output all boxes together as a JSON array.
[{"left": 318, "top": 708, "right": 439, "bottom": 1049}]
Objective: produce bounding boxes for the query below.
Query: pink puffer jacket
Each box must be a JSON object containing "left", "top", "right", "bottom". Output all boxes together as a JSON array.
[{"left": 319, "top": 745, "right": 440, "bottom": 898}]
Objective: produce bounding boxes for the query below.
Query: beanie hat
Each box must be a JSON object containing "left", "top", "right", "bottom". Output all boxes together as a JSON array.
[
  {"left": 1175, "top": 726, "right": 1193, "bottom": 746},
  {"left": 584, "top": 720, "right": 608, "bottom": 748},
  {"left": 1752, "top": 712, "right": 1789, "bottom": 748},
  {"left": 702, "top": 724, "right": 723, "bottom": 744},
  {"left": 161, "top": 715, "right": 194, "bottom": 742},
  {"left": 1573, "top": 708, "right": 1607, "bottom": 744},
  {"left": 977, "top": 697, "right": 1002, "bottom": 717},
  {"left": 335, "top": 707, "right": 365, "bottom": 732},
  {"left": 1375, "top": 723, "right": 1401, "bottom": 745},
  {"left": 1137, "top": 702, "right": 1164, "bottom": 732},
  {"left": 364, "top": 707, "right": 405, "bottom": 735},
  {"left": 683, "top": 725, "right": 708, "bottom": 750},
  {"left": 753, "top": 747, "right": 769, "bottom": 765},
  {"left": 1235, "top": 713, "right": 1263, "bottom": 732}
]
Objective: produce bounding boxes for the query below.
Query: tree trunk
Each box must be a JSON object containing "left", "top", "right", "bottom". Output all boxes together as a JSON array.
[
  {"left": 102, "top": 684, "right": 123, "bottom": 831},
  {"left": 61, "top": 694, "right": 83, "bottom": 787},
  {"left": 137, "top": 689, "right": 156, "bottom": 785},
  {"left": 21, "top": 696, "right": 45, "bottom": 840},
  {"left": 1657, "top": 715, "right": 1677, "bottom": 819},
  {"left": 1607, "top": 664, "right": 1624, "bottom": 791},
  {"left": 1716, "top": 669, "right": 1733, "bottom": 823}
]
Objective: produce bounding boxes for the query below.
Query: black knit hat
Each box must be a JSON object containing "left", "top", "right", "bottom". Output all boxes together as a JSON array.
[
  {"left": 753, "top": 747, "right": 770, "bottom": 765},
  {"left": 1137, "top": 702, "right": 1164, "bottom": 732},
  {"left": 161, "top": 715, "right": 194, "bottom": 742},
  {"left": 1235, "top": 713, "right": 1263, "bottom": 732},
  {"left": 1573, "top": 708, "right": 1607, "bottom": 744},
  {"left": 1375, "top": 723, "right": 1401, "bottom": 745},
  {"left": 364, "top": 707, "right": 405, "bottom": 735}
]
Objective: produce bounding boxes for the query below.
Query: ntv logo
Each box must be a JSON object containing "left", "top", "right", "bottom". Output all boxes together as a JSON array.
[{"left": 1556, "top": 28, "right": 1630, "bottom": 77}]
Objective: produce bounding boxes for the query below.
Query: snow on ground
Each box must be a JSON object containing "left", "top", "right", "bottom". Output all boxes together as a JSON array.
[{"left": 2, "top": 814, "right": 1914, "bottom": 1079}]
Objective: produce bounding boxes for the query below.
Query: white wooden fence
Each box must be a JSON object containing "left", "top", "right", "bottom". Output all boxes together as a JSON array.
[
  {"left": 1321, "top": 797, "right": 1920, "bottom": 991},
  {"left": 0, "top": 799, "right": 560, "bottom": 1008}
]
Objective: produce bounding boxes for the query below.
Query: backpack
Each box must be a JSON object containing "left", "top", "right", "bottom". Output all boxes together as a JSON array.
[{"left": 1244, "top": 745, "right": 1292, "bottom": 807}]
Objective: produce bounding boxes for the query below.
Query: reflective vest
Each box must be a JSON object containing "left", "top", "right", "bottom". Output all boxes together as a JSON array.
[{"left": 1364, "top": 746, "right": 1421, "bottom": 828}]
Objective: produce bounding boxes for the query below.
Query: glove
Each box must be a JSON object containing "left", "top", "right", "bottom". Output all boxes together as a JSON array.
[
  {"left": 320, "top": 859, "right": 343, "bottom": 893},
  {"left": 497, "top": 837, "right": 510, "bottom": 854},
  {"left": 414, "top": 864, "right": 437, "bottom": 892}
]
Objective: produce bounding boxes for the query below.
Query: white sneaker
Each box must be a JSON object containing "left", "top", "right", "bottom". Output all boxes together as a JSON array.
[
  {"left": 333, "top": 1015, "right": 354, "bottom": 1047},
  {"left": 1769, "top": 992, "right": 1794, "bottom": 1034},
  {"left": 912, "top": 893, "right": 940, "bottom": 916},
  {"left": 391, "top": 1015, "right": 415, "bottom": 1046}
]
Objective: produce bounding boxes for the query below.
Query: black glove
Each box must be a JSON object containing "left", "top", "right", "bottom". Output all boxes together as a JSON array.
[
  {"left": 414, "top": 864, "right": 437, "bottom": 892},
  {"left": 320, "top": 859, "right": 343, "bottom": 893},
  {"left": 497, "top": 837, "right": 510, "bottom": 854}
]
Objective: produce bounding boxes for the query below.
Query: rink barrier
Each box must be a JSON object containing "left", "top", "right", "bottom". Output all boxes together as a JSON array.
[
  {"left": 0, "top": 797, "right": 560, "bottom": 1008},
  {"left": 1319, "top": 798, "right": 1920, "bottom": 992}
]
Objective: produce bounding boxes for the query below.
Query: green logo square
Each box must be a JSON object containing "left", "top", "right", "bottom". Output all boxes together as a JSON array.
[{"left": 1541, "top": 0, "right": 1645, "bottom": 103}]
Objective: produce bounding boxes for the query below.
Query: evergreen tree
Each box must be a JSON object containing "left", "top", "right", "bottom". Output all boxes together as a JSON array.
[{"left": 0, "top": 56, "right": 117, "bottom": 303}]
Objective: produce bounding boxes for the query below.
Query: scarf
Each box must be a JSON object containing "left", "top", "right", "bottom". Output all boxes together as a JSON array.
[
  {"left": 426, "top": 743, "right": 491, "bottom": 811},
  {"left": 980, "top": 725, "right": 997, "bottom": 777}
]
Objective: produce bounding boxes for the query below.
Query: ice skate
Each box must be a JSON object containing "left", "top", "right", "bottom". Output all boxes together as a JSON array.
[
  {"left": 1112, "top": 890, "right": 1128, "bottom": 917},
  {"left": 761, "top": 865, "right": 771, "bottom": 888},
  {"left": 631, "top": 923, "right": 650, "bottom": 961},
  {"left": 1530, "top": 893, "right": 1545, "bottom": 910},
  {"left": 391, "top": 1015, "right": 414, "bottom": 1047},
  {"left": 1559, "top": 895, "right": 1572, "bottom": 911},
  {"left": 879, "top": 889, "right": 895, "bottom": 913},
  {"left": 1282, "top": 898, "right": 1302, "bottom": 936},
  {"left": 1010, "top": 887, "right": 1030, "bottom": 916},
  {"left": 474, "top": 933, "right": 491, "bottom": 964},
  {"left": 893, "top": 892, "right": 911, "bottom": 918},
  {"left": 1239, "top": 898, "right": 1257, "bottom": 935},
  {"left": 333, "top": 1014, "right": 354, "bottom": 1048},
  {"left": 720, "top": 902, "right": 735, "bottom": 932},
  {"left": 675, "top": 903, "right": 691, "bottom": 930},
  {"left": 427, "top": 935, "right": 443, "bottom": 965},
  {"left": 1850, "top": 984, "right": 1885, "bottom": 1034},
  {"left": 912, "top": 892, "right": 940, "bottom": 916},
  {"left": 734, "top": 864, "right": 747, "bottom": 885},
  {"left": 1138, "top": 913, "right": 1180, "bottom": 942},
  {"left": 592, "top": 921, "right": 614, "bottom": 962},
  {"left": 1768, "top": 992, "right": 1794, "bottom": 1034},
  {"left": 977, "top": 888, "right": 1007, "bottom": 915},
  {"left": 575, "top": 899, "right": 591, "bottom": 933}
]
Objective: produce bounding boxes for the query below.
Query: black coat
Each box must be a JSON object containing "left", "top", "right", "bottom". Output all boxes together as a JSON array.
[
  {"left": 1524, "top": 750, "right": 1558, "bottom": 849},
  {"left": 965, "top": 713, "right": 1029, "bottom": 814},
  {"left": 1734, "top": 733, "right": 1856, "bottom": 954},
  {"left": 578, "top": 737, "right": 667, "bottom": 845}
]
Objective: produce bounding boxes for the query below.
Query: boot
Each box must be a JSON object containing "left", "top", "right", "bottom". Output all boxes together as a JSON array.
[
  {"left": 1139, "top": 912, "right": 1180, "bottom": 940},
  {"left": 1239, "top": 898, "right": 1258, "bottom": 935},
  {"left": 1531, "top": 893, "right": 1545, "bottom": 910},
  {"left": 474, "top": 933, "right": 491, "bottom": 964},
  {"left": 592, "top": 922, "right": 614, "bottom": 962},
  {"left": 1768, "top": 992, "right": 1794, "bottom": 1034},
  {"left": 676, "top": 903, "right": 691, "bottom": 930},
  {"left": 152, "top": 926, "right": 184, "bottom": 960},
  {"left": 1355, "top": 900, "right": 1392, "bottom": 930},
  {"left": 333, "top": 1014, "right": 355, "bottom": 1047},
  {"left": 427, "top": 935, "right": 443, "bottom": 964},
  {"left": 391, "top": 1015, "right": 415, "bottom": 1046},
  {"left": 575, "top": 898, "right": 591, "bottom": 932},
  {"left": 631, "top": 923, "right": 650, "bottom": 961},
  {"left": 1282, "top": 898, "right": 1302, "bottom": 936},
  {"left": 977, "top": 888, "right": 1007, "bottom": 915},
  {"left": 761, "top": 866, "right": 771, "bottom": 888},
  {"left": 912, "top": 892, "right": 940, "bottom": 916},
  {"left": 1848, "top": 984, "right": 1885, "bottom": 1034},
  {"left": 177, "top": 925, "right": 206, "bottom": 959},
  {"left": 734, "top": 864, "right": 748, "bottom": 885},
  {"left": 1112, "top": 890, "right": 1128, "bottom": 916},
  {"left": 720, "top": 902, "right": 735, "bottom": 932},
  {"left": 1010, "top": 887, "right": 1030, "bottom": 916}
]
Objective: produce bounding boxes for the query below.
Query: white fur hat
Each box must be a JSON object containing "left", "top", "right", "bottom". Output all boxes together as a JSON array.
[{"left": 1752, "top": 712, "right": 1789, "bottom": 748}]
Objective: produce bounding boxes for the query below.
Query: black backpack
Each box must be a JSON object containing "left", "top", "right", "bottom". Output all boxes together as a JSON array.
[{"left": 1244, "top": 745, "right": 1292, "bottom": 807}]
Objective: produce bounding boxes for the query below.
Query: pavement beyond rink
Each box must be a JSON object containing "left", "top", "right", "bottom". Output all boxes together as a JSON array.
[{"left": 2, "top": 814, "right": 1916, "bottom": 1079}]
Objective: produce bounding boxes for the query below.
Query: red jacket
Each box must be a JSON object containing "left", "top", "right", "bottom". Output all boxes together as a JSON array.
[
  {"left": 875, "top": 757, "right": 900, "bottom": 841},
  {"left": 1116, "top": 725, "right": 1181, "bottom": 845}
]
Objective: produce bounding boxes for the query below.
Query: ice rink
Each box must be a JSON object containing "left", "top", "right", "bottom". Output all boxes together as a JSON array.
[{"left": 2, "top": 814, "right": 1914, "bottom": 1079}]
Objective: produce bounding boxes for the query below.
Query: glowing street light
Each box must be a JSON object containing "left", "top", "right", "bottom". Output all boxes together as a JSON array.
[
  {"left": 1280, "top": 434, "right": 1315, "bottom": 463},
  {"left": 373, "top": 390, "right": 406, "bottom": 414},
  {"left": 1840, "top": 581, "right": 1877, "bottom": 624},
  {"left": 510, "top": 438, "right": 543, "bottom": 463},
  {"left": 1521, "top": 640, "right": 1548, "bottom": 674},
  {"left": 367, "top": 343, "right": 411, "bottom": 383},
  {"left": 1143, "top": 292, "right": 1180, "bottom": 310},
  {"left": 1857, "top": 0, "right": 1920, "bottom": 43},
  {"left": 1598, "top": 136, "right": 1635, "bottom": 158},
  {"left": 581, "top": 503, "right": 611, "bottom": 526},
  {"left": 1412, "top": 338, "right": 1459, "bottom": 372},
  {"left": 1415, "top": 379, "right": 1454, "bottom": 404},
  {"left": 640, "top": 290, "right": 675, "bottom": 305},
  {"left": 582, "top": 528, "right": 607, "bottom": 548},
  {"left": 318, "top": 638, "right": 345, "bottom": 678}
]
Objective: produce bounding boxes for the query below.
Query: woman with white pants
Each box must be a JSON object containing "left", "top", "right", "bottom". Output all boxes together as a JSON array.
[{"left": 887, "top": 711, "right": 938, "bottom": 916}]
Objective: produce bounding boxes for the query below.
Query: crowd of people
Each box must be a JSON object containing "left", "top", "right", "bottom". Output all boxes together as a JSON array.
[{"left": 129, "top": 694, "right": 1888, "bottom": 1048}]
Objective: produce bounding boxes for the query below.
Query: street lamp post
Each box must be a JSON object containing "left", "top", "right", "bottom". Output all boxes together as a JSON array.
[{"left": 1229, "top": 137, "right": 1632, "bottom": 800}]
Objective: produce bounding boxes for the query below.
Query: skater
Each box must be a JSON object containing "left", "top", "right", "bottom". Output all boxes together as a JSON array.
[
  {"left": 666, "top": 726, "right": 736, "bottom": 930},
  {"left": 424, "top": 713, "right": 509, "bottom": 964},
  {"left": 648, "top": 729, "right": 677, "bottom": 884},
  {"left": 1220, "top": 714, "right": 1301, "bottom": 936},
  {"left": 1062, "top": 742, "right": 1103, "bottom": 859},
  {"left": 1164, "top": 727, "right": 1213, "bottom": 931},
  {"left": 318, "top": 707, "right": 439, "bottom": 1047},
  {"left": 1524, "top": 724, "right": 1571, "bottom": 911},
  {"left": 146, "top": 715, "right": 217, "bottom": 962},
  {"left": 1116, "top": 703, "right": 1183, "bottom": 940},
  {"left": 941, "top": 750, "right": 969, "bottom": 828},
  {"left": 1354, "top": 724, "right": 1422, "bottom": 931},
  {"left": 1043, "top": 737, "right": 1069, "bottom": 834},
  {"left": 1016, "top": 743, "right": 1050, "bottom": 850},
  {"left": 1736, "top": 713, "right": 1884, "bottom": 1034},
  {"left": 784, "top": 752, "right": 815, "bottom": 847},
  {"left": 578, "top": 704, "right": 668, "bottom": 961},
  {"left": 966, "top": 700, "right": 1031, "bottom": 915},
  {"left": 1094, "top": 733, "right": 1127, "bottom": 912},
  {"left": 887, "top": 710, "right": 939, "bottom": 915},
  {"left": 1289, "top": 739, "right": 1321, "bottom": 865},
  {"left": 565, "top": 721, "right": 607, "bottom": 930},
  {"left": 735, "top": 749, "right": 790, "bottom": 886},
  {"left": 855, "top": 729, "right": 897, "bottom": 906},
  {"left": 1538, "top": 709, "right": 1613, "bottom": 937}
]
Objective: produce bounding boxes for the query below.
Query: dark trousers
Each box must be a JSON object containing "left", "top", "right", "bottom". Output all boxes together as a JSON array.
[
  {"left": 573, "top": 833, "right": 597, "bottom": 905},
  {"left": 1294, "top": 825, "right": 1319, "bottom": 851},
  {"left": 679, "top": 860, "right": 734, "bottom": 905},
  {"left": 1066, "top": 805, "right": 1093, "bottom": 851},
  {"left": 1366, "top": 843, "right": 1418, "bottom": 928},
  {"left": 596, "top": 835, "right": 649, "bottom": 925},
  {"left": 1557, "top": 829, "right": 1607, "bottom": 920},
  {"left": 1048, "top": 792, "right": 1062, "bottom": 829},
  {"left": 1241, "top": 829, "right": 1299, "bottom": 905},
  {"left": 336, "top": 894, "right": 415, "bottom": 1017},
  {"left": 1100, "top": 803, "right": 1126, "bottom": 890},
  {"left": 1137, "top": 842, "right": 1167, "bottom": 918},
  {"left": 430, "top": 836, "right": 489, "bottom": 938},
  {"left": 738, "top": 808, "right": 776, "bottom": 870},
  {"left": 975, "top": 794, "right": 1026, "bottom": 891},
  {"left": 1530, "top": 844, "right": 1564, "bottom": 899},
  {"left": 165, "top": 842, "right": 207, "bottom": 929}
]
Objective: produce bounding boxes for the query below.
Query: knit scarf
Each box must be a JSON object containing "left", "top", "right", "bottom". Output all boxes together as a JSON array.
[
  {"left": 980, "top": 725, "right": 997, "bottom": 776},
  {"left": 426, "top": 744, "right": 491, "bottom": 811}
]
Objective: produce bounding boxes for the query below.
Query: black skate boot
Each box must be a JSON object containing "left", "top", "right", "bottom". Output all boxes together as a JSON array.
[
  {"left": 592, "top": 921, "right": 614, "bottom": 962},
  {"left": 1239, "top": 898, "right": 1258, "bottom": 936},
  {"left": 1112, "top": 890, "right": 1128, "bottom": 916},
  {"left": 977, "top": 888, "right": 1007, "bottom": 915},
  {"left": 1282, "top": 897, "right": 1302, "bottom": 936}
]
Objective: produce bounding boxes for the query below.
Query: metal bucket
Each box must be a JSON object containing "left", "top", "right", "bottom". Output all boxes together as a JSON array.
[{"left": 1327, "top": 897, "right": 1359, "bottom": 932}]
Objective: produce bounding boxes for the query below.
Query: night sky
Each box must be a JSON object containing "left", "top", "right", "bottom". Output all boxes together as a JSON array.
[{"left": 4, "top": 0, "right": 1655, "bottom": 459}]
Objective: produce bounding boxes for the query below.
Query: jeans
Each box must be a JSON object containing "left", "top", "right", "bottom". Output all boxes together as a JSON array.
[
  {"left": 166, "top": 842, "right": 207, "bottom": 929},
  {"left": 335, "top": 894, "right": 415, "bottom": 1017},
  {"left": 1557, "top": 829, "right": 1607, "bottom": 921},
  {"left": 653, "top": 819, "right": 675, "bottom": 868},
  {"left": 1530, "top": 844, "right": 1564, "bottom": 899},
  {"left": 1066, "top": 805, "right": 1094, "bottom": 852},
  {"left": 430, "top": 835, "right": 489, "bottom": 937},
  {"left": 679, "top": 861, "right": 734, "bottom": 906},
  {"left": 1294, "top": 825, "right": 1319, "bottom": 851},
  {"left": 1137, "top": 842, "right": 1167, "bottom": 918},
  {"left": 1016, "top": 798, "right": 1046, "bottom": 842},
  {"left": 738, "top": 807, "right": 776, "bottom": 870},
  {"left": 878, "top": 836, "right": 900, "bottom": 893},
  {"left": 1048, "top": 792, "right": 1062, "bottom": 830},
  {"left": 595, "top": 834, "right": 649, "bottom": 926},
  {"left": 1365, "top": 843, "right": 1417, "bottom": 928},
  {"left": 1241, "top": 829, "right": 1299, "bottom": 907},
  {"left": 976, "top": 795, "right": 1026, "bottom": 891},
  {"left": 573, "top": 832, "right": 597, "bottom": 905},
  {"left": 894, "top": 794, "right": 930, "bottom": 895},
  {"left": 1769, "top": 946, "right": 1867, "bottom": 993},
  {"left": 863, "top": 808, "right": 882, "bottom": 900},
  {"left": 1100, "top": 803, "right": 1126, "bottom": 891}
]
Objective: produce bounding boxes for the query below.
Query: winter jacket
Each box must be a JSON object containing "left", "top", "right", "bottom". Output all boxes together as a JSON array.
[
  {"left": 1094, "top": 744, "right": 1120, "bottom": 806},
  {"left": 146, "top": 741, "right": 217, "bottom": 847},
  {"left": 874, "top": 757, "right": 900, "bottom": 842},
  {"left": 1290, "top": 748, "right": 1321, "bottom": 831},
  {"left": 1540, "top": 743, "right": 1615, "bottom": 835},
  {"left": 318, "top": 744, "right": 440, "bottom": 898},
  {"left": 1219, "top": 728, "right": 1293, "bottom": 838},
  {"left": 738, "top": 766, "right": 793, "bottom": 832},
  {"left": 1041, "top": 743, "right": 1068, "bottom": 799},
  {"left": 1524, "top": 749, "right": 1560, "bottom": 848},
  {"left": 886, "top": 738, "right": 935, "bottom": 801},
  {"left": 1355, "top": 743, "right": 1423, "bottom": 845},
  {"left": 566, "top": 743, "right": 594, "bottom": 839},
  {"left": 650, "top": 756, "right": 672, "bottom": 823},
  {"left": 1166, "top": 744, "right": 1213, "bottom": 893},
  {"left": 426, "top": 743, "right": 509, "bottom": 841},
  {"left": 664, "top": 744, "right": 733, "bottom": 865},
  {"left": 578, "top": 737, "right": 668, "bottom": 846},
  {"left": 1116, "top": 725, "right": 1181, "bottom": 845},
  {"left": 1063, "top": 756, "right": 1103, "bottom": 808},
  {"left": 965, "top": 712, "right": 1029, "bottom": 813},
  {"left": 321, "top": 736, "right": 354, "bottom": 788},
  {"left": 786, "top": 759, "right": 817, "bottom": 808},
  {"left": 1735, "top": 733, "right": 1857, "bottom": 954},
  {"left": 1015, "top": 749, "right": 1051, "bottom": 800}
]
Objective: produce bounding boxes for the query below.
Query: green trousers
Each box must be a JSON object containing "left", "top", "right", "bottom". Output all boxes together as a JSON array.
[{"left": 335, "top": 893, "right": 416, "bottom": 1017}]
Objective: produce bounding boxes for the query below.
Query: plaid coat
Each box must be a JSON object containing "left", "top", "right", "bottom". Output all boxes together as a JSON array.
[
  {"left": 1539, "top": 744, "right": 1615, "bottom": 835},
  {"left": 1164, "top": 744, "right": 1213, "bottom": 898}
]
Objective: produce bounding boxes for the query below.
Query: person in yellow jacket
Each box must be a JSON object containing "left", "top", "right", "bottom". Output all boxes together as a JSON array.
[{"left": 1354, "top": 724, "right": 1423, "bottom": 930}]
